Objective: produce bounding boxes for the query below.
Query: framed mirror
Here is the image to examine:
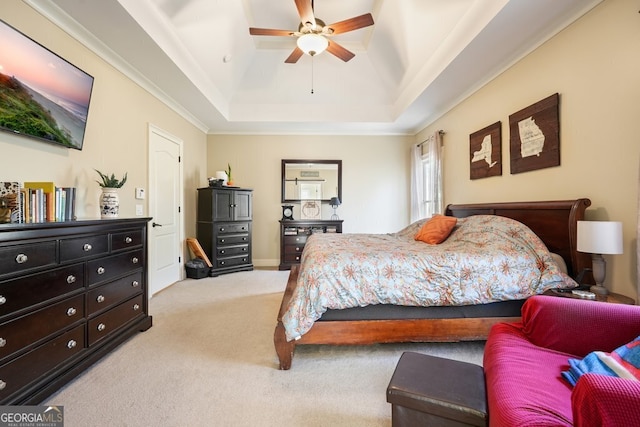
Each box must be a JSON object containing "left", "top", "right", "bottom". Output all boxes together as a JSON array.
[{"left": 282, "top": 159, "right": 342, "bottom": 203}]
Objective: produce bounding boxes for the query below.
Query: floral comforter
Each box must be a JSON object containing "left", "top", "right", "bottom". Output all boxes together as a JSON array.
[{"left": 282, "top": 215, "right": 577, "bottom": 341}]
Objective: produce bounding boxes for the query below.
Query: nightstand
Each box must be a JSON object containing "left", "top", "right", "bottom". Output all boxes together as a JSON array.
[{"left": 544, "top": 289, "right": 635, "bottom": 305}]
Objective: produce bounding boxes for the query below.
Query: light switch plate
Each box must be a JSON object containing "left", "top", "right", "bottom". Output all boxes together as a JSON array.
[{"left": 135, "top": 204, "right": 143, "bottom": 216}]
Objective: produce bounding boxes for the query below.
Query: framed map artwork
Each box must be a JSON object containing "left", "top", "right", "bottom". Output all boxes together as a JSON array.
[
  {"left": 509, "top": 93, "right": 560, "bottom": 174},
  {"left": 469, "top": 121, "right": 502, "bottom": 180}
]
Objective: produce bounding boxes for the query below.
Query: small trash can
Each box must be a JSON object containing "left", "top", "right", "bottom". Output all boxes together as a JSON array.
[{"left": 185, "top": 258, "right": 210, "bottom": 279}]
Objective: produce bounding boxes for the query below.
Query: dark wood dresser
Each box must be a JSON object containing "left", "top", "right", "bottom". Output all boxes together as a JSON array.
[
  {"left": 279, "top": 219, "right": 343, "bottom": 270},
  {"left": 197, "top": 187, "right": 253, "bottom": 276},
  {"left": 0, "top": 218, "right": 152, "bottom": 404}
]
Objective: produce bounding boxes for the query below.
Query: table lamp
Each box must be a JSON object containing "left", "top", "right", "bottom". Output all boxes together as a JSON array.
[
  {"left": 576, "top": 220, "right": 623, "bottom": 295},
  {"left": 329, "top": 197, "right": 341, "bottom": 220}
]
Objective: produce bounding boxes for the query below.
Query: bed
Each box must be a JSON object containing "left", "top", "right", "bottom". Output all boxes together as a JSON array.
[{"left": 274, "top": 199, "right": 592, "bottom": 369}]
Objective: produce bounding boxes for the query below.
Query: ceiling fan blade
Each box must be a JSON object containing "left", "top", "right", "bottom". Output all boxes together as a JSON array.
[
  {"left": 326, "top": 13, "right": 374, "bottom": 35},
  {"left": 326, "top": 41, "right": 355, "bottom": 62},
  {"left": 294, "top": 0, "right": 316, "bottom": 27},
  {"left": 285, "top": 46, "right": 304, "bottom": 63},
  {"left": 249, "top": 28, "right": 294, "bottom": 36}
]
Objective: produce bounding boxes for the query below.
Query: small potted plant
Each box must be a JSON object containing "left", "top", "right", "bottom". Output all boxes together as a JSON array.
[
  {"left": 95, "top": 169, "right": 127, "bottom": 219},
  {"left": 95, "top": 169, "right": 128, "bottom": 188},
  {"left": 226, "top": 163, "right": 234, "bottom": 186}
]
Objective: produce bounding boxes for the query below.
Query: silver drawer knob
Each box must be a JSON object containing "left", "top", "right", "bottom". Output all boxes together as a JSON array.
[
  {"left": 0, "top": 338, "right": 6, "bottom": 347},
  {"left": 0, "top": 296, "right": 5, "bottom": 305},
  {"left": 295, "top": 247, "right": 300, "bottom": 251},
  {"left": 131, "top": 257, "right": 139, "bottom": 264},
  {"left": 67, "top": 307, "right": 77, "bottom": 316},
  {"left": 97, "top": 323, "right": 106, "bottom": 332},
  {"left": 67, "top": 275, "right": 76, "bottom": 284},
  {"left": 220, "top": 239, "right": 225, "bottom": 243},
  {"left": 83, "top": 243, "right": 92, "bottom": 252},
  {"left": 15, "top": 253, "right": 28, "bottom": 264},
  {"left": 132, "top": 280, "right": 139, "bottom": 287},
  {"left": 97, "top": 266, "right": 105, "bottom": 275},
  {"left": 96, "top": 295, "right": 105, "bottom": 303},
  {"left": 125, "top": 236, "right": 133, "bottom": 244},
  {"left": 133, "top": 303, "right": 140, "bottom": 311},
  {"left": 220, "top": 227, "right": 225, "bottom": 232},
  {"left": 67, "top": 340, "right": 77, "bottom": 349},
  {"left": 220, "top": 250, "right": 225, "bottom": 254},
  {"left": 0, "top": 380, "right": 5, "bottom": 390}
]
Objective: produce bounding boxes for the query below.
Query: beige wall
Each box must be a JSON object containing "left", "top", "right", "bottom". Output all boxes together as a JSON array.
[
  {"left": 1, "top": 1, "right": 208, "bottom": 259},
  {"left": 416, "top": 0, "right": 640, "bottom": 300},
  {"left": 208, "top": 134, "right": 412, "bottom": 266}
]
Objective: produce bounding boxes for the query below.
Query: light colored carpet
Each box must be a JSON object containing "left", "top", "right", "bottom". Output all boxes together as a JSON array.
[{"left": 44, "top": 269, "right": 485, "bottom": 426}]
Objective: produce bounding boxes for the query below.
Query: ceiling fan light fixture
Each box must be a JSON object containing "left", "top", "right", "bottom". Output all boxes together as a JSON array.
[{"left": 297, "top": 33, "right": 328, "bottom": 56}]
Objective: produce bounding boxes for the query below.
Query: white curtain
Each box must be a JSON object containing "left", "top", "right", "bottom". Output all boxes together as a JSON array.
[{"left": 411, "top": 131, "right": 443, "bottom": 222}]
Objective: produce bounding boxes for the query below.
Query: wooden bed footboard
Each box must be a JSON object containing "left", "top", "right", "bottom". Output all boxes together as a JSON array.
[
  {"left": 274, "top": 266, "right": 519, "bottom": 370},
  {"left": 274, "top": 199, "right": 591, "bottom": 370}
]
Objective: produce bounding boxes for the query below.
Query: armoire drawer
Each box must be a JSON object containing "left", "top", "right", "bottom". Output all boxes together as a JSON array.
[
  {"left": 0, "top": 294, "right": 84, "bottom": 362},
  {"left": 88, "top": 294, "right": 144, "bottom": 346},
  {"left": 112, "top": 229, "right": 143, "bottom": 251},
  {"left": 59, "top": 234, "right": 109, "bottom": 263},
  {"left": 87, "top": 272, "right": 143, "bottom": 315},
  {"left": 216, "top": 234, "right": 249, "bottom": 245},
  {"left": 87, "top": 250, "right": 144, "bottom": 286},
  {"left": 0, "top": 263, "right": 84, "bottom": 320},
  {"left": 216, "top": 222, "right": 250, "bottom": 234},
  {"left": 217, "top": 245, "right": 250, "bottom": 257},
  {"left": 0, "top": 324, "right": 85, "bottom": 401},
  {"left": 0, "top": 241, "right": 57, "bottom": 278},
  {"left": 216, "top": 255, "right": 251, "bottom": 269}
]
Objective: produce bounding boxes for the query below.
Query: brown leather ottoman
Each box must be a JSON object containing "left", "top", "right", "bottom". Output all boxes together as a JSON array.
[{"left": 386, "top": 352, "right": 487, "bottom": 427}]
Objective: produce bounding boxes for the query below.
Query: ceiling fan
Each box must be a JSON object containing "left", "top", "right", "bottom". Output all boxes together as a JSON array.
[{"left": 249, "top": 0, "right": 374, "bottom": 63}]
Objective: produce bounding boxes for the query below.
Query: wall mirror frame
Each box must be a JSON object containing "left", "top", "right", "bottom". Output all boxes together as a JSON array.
[{"left": 281, "top": 159, "right": 342, "bottom": 203}]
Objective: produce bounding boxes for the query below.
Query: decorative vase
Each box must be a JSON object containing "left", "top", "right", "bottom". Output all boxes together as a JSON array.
[{"left": 100, "top": 188, "right": 119, "bottom": 219}]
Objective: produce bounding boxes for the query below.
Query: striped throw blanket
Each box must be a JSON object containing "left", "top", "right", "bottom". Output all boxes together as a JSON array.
[{"left": 562, "top": 335, "right": 640, "bottom": 387}]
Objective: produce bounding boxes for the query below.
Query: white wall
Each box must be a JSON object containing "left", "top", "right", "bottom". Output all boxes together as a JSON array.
[
  {"left": 208, "top": 134, "right": 412, "bottom": 266},
  {"left": 416, "top": 0, "right": 640, "bottom": 300}
]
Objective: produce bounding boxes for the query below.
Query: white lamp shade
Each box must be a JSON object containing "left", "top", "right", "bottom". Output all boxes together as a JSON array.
[
  {"left": 297, "top": 34, "right": 329, "bottom": 56},
  {"left": 577, "top": 221, "right": 623, "bottom": 254}
]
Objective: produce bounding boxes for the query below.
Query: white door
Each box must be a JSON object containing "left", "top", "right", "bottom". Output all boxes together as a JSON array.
[{"left": 148, "top": 124, "right": 183, "bottom": 297}]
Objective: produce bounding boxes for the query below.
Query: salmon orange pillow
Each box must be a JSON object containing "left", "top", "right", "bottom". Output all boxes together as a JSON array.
[{"left": 414, "top": 215, "right": 457, "bottom": 244}]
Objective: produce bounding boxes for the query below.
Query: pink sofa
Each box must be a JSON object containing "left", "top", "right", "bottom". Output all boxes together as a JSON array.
[{"left": 484, "top": 295, "right": 640, "bottom": 426}]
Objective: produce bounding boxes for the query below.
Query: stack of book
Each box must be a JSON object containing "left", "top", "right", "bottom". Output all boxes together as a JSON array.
[{"left": 0, "top": 181, "right": 77, "bottom": 224}]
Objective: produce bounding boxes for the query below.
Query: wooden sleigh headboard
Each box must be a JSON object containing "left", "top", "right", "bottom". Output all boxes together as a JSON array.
[{"left": 445, "top": 199, "right": 592, "bottom": 279}]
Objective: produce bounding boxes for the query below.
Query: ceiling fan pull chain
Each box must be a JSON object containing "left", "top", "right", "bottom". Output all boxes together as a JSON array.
[{"left": 311, "top": 56, "right": 314, "bottom": 94}]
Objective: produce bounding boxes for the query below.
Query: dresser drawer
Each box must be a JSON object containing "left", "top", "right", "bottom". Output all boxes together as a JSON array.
[
  {"left": 112, "top": 229, "right": 143, "bottom": 251},
  {"left": 0, "top": 294, "right": 84, "bottom": 362},
  {"left": 216, "top": 222, "right": 250, "bottom": 234},
  {"left": 284, "top": 235, "right": 307, "bottom": 245},
  {"left": 88, "top": 294, "right": 144, "bottom": 346},
  {"left": 0, "top": 324, "right": 85, "bottom": 401},
  {"left": 0, "top": 263, "right": 84, "bottom": 320},
  {"left": 217, "top": 245, "right": 250, "bottom": 257},
  {"left": 87, "top": 250, "right": 144, "bottom": 286},
  {"left": 284, "top": 243, "right": 305, "bottom": 255},
  {"left": 87, "top": 272, "right": 143, "bottom": 316},
  {"left": 0, "top": 241, "right": 57, "bottom": 277},
  {"left": 216, "top": 234, "right": 249, "bottom": 245},
  {"left": 216, "top": 255, "right": 251, "bottom": 269},
  {"left": 59, "top": 234, "right": 109, "bottom": 263},
  {"left": 283, "top": 253, "right": 303, "bottom": 264}
]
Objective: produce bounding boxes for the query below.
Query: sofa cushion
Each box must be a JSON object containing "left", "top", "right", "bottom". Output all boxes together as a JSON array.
[{"left": 484, "top": 322, "right": 575, "bottom": 427}]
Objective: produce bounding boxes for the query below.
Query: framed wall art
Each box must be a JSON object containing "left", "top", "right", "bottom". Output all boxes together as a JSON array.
[
  {"left": 469, "top": 121, "right": 502, "bottom": 180},
  {"left": 509, "top": 93, "right": 560, "bottom": 174}
]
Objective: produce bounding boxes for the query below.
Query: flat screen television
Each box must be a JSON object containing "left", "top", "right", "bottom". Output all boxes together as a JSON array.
[{"left": 0, "top": 19, "right": 94, "bottom": 150}]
